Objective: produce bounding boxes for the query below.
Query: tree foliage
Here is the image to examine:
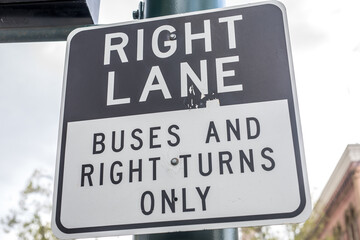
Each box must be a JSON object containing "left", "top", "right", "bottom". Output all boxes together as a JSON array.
[
  {"left": 241, "top": 226, "right": 279, "bottom": 240},
  {"left": 1, "top": 170, "right": 57, "bottom": 240}
]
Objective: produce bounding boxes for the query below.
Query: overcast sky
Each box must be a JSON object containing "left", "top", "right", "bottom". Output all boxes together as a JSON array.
[{"left": 1, "top": 0, "right": 360, "bottom": 239}]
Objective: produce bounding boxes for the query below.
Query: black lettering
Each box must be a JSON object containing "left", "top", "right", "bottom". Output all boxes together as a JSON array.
[
  {"left": 162, "top": 189, "right": 176, "bottom": 213},
  {"left": 129, "top": 159, "right": 142, "bottom": 182},
  {"left": 131, "top": 128, "right": 143, "bottom": 150},
  {"left": 99, "top": 162, "right": 104, "bottom": 185},
  {"left": 110, "top": 161, "right": 123, "bottom": 184},
  {"left": 93, "top": 133, "right": 105, "bottom": 154},
  {"left": 179, "top": 154, "right": 191, "bottom": 178},
  {"left": 198, "top": 153, "right": 212, "bottom": 176},
  {"left": 150, "top": 126, "right": 161, "bottom": 149},
  {"left": 226, "top": 119, "right": 240, "bottom": 141},
  {"left": 240, "top": 149, "right": 254, "bottom": 173},
  {"left": 141, "top": 191, "right": 154, "bottom": 215},
  {"left": 219, "top": 151, "right": 233, "bottom": 175},
  {"left": 112, "top": 130, "right": 124, "bottom": 152},
  {"left": 196, "top": 186, "right": 210, "bottom": 211},
  {"left": 182, "top": 188, "right": 195, "bottom": 212},
  {"left": 149, "top": 157, "right": 160, "bottom": 181},
  {"left": 168, "top": 125, "right": 180, "bottom": 147},
  {"left": 205, "top": 121, "right": 220, "bottom": 143},
  {"left": 81, "top": 164, "right": 94, "bottom": 187},
  {"left": 261, "top": 147, "right": 275, "bottom": 171},
  {"left": 246, "top": 117, "right": 260, "bottom": 139}
]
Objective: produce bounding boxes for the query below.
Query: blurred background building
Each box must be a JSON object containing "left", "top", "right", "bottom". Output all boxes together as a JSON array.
[{"left": 302, "top": 144, "right": 360, "bottom": 240}]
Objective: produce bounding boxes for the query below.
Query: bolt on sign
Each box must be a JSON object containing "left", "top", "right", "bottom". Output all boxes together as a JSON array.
[{"left": 52, "top": 1, "right": 311, "bottom": 239}]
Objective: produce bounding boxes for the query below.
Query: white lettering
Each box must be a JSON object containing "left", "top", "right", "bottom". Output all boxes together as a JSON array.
[
  {"left": 137, "top": 29, "right": 144, "bottom": 61},
  {"left": 152, "top": 25, "right": 177, "bottom": 58},
  {"left": 139, "top": 66, "right": 172, "bottom": 102},
  {"left": 104, "top": 33, "right": 129, "bottom": 65},
  {"left": 216, "top": 56, "right": 243, "bottom": 93},
  {"left": 219, "top": 15, "right": 243, "bottom": 49},
  {"left": 180, "top": 60, "right": 208, "bottom": 97},
  {"left": 106, "top": 71, "right": 131, "bottom": 106},
  {"left": 185, "top": 20, "right": 212, "bottom": 55}
]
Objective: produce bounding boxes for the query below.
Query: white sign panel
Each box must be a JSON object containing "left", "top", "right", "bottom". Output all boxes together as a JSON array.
[{"left": 52, "top": 1, "right": 311, "bottom": 239}]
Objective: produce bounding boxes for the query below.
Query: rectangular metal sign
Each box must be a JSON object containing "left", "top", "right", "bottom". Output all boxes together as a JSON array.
[{"left": 52, "top": 1, "right": 311, "bottom": 239}]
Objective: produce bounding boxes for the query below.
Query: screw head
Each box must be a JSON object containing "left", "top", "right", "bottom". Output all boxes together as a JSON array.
[
  {"left": 171, "top": 158, "right": 179, "bottom": 166},
  {"left": 169, "top": 33, "right": 177, "bottom": 40}
]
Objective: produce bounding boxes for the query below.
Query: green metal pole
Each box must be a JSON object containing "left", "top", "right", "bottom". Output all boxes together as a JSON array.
[
  {"left": 143, "top": 0, "right": 225, "bottom": 18},
  {"left": 134, "top": 2, "right": 238, "bottom": 240},
  {"left": 134, "top": 228, "right": 239, "bottom": 240}
]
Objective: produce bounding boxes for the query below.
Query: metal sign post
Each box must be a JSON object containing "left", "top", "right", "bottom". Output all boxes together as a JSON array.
[{"left": 135, "top": 1, "right": 237, "bottom": 239}]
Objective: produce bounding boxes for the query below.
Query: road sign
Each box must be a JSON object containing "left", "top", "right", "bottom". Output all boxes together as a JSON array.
[{"left": 52, "top": 1, "right": 311, "bottom": 239}]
